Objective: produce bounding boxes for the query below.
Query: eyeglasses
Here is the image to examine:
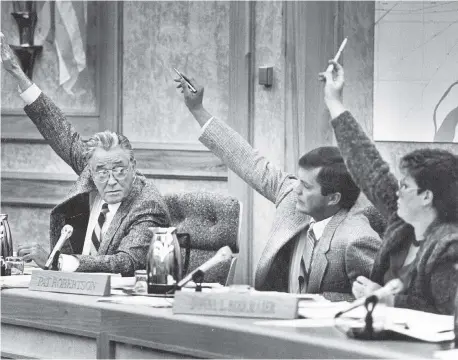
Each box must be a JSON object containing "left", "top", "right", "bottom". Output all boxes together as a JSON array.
[
  {"left": 397, "top": 180, "right": 421, "bottom": 193},
  {"left": 92, "top": 165, "right": 131, "bottom": 183}
]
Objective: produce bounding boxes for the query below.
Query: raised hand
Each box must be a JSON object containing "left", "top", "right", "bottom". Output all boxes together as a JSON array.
[
  {"left": 318, "top": 59, "right": 346, "bottom": 119},
  {"left": 0, "top": 32, "right": 22, "bottom": 75},
  {"left": 319, "top": 60, "right": 344, "bottom": 104},
  {"left": 1, "top": 31, "right": 33, "bottom": 91},
  {"left": 174, "top": 72, "right": 212, "bottom": 127},
  {"left": 174, "top": 72, "right": 204, "bottom": 112}
]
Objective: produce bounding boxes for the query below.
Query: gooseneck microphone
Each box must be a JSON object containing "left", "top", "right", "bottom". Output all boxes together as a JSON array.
[
  {"left": 44, "top": 225, "right": 73, "bottom": 270},
  {"left": 177, "top": 246, "right": 233, "bottom": 288},
  {"left": 335, "top": 278, "right": 404, "bottom": 318}
]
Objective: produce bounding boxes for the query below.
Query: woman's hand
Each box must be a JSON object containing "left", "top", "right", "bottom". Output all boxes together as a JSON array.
[
  {"left": 319, "top": 60, "right": 347, "bottom": 119},
  {"left": 352, "top": 276, "right": 382, "bottom": 298}
]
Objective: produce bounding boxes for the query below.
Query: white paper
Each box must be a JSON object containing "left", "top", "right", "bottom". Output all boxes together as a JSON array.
[
  {"left": 98, "top": 294, "right": 173, "bottom": 308},
  {"left": 0, "top": 274, "right": 32, "bottom": 289},
  {"left": 434, "top": 349, "right": 458, "bottom": 360},
  {"left": 255, "top": 318, "right": 336, "bottom": 328},
  {"left": 110, "top": 276, "right": 135, "bottom": 289}
]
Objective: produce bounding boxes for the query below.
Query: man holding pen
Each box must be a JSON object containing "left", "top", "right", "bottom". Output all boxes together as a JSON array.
[{"left": 175, "top": 68, "right": 381, "bottom": 301}]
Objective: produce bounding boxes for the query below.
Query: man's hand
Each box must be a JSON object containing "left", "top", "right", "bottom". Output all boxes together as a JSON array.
[
  {"left": 175, "top": 73, "right": 204, "bottom": 111},
  {"left": 318, "top": 59, "right": 347, "bottom": 119},
  {"left": 1, "top": 31, "right": 33, "bottom": 91},
  {"left": 1, "top": 32, "right": 23, "bottom": 75},
  {"left": 17, "top": 243, "right": 50, "bottom": 269},
  {"left": 175, "top": 73, "right": 212, "bottom": 127},
  {"left": 352, "top": 275, "right": 382, "bottom": 298}
]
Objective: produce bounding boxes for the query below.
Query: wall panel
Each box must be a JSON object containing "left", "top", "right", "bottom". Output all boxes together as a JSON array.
[
  {"left": 122, "top": 1, "right": 230, "bottom": 144},
  {"left": 251, "top": 0, "right": 285, "bottom": 279}
]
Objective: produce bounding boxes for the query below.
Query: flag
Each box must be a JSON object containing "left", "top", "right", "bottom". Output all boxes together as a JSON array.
[{"left": 36, "top": 1, "right": 87, "bottom": 95}]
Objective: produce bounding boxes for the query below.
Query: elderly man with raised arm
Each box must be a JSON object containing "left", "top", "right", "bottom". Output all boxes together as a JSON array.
[{"left": 1, "top": 33, "right": 170, "bottom": 276}]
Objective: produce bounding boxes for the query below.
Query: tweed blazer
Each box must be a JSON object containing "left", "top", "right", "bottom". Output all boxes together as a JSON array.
[
  {"left": 332, "top": 111, "right": 458, "bottom": 314},
  {"left": 200, "top": 118, "right": 381, "bottom": 300},
  {"left": 24, "top": 93, "right": 170, "bottom": 276}
]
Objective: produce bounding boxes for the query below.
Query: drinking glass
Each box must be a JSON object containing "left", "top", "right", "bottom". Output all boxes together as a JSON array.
[{"left": 6, "top": 256, "right": 24, "bottom": 275}]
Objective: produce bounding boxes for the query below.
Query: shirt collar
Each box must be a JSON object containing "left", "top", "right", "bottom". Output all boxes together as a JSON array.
[
  {"left": 310, "top": 216, "right": 333, "bottom": 240},
  {"left": 106, "top": 202, "right": 121, "bottom": 214}
]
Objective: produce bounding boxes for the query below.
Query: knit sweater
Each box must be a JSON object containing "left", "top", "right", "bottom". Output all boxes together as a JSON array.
[{"left": 331, "top": 111, "right": 458, "bottom": 315}]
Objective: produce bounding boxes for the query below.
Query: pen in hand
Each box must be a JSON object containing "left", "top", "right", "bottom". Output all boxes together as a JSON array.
[
  {"left": 173, "top": 68, "right": 197, "bottom": 93},
  {"left": 325, "top": 37, "right": 348, "bottom": 72}
]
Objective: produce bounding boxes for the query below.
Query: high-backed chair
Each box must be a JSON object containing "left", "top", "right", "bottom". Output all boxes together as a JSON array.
[{"left": 164, "top": 192, "right": 241, "bottom": 285}]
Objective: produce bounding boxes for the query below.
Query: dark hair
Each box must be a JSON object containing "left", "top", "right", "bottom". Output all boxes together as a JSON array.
[
  {"left": 298, "top": 146, "right": 360, "bottom": 209},
  {"left": 400, "top": 149, "right": 458, "bottom": 223}
]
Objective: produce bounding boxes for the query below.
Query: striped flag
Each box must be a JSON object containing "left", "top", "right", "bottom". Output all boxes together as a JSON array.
[{"left": 36, "top": 1, "right": 87, "bottom": 95}]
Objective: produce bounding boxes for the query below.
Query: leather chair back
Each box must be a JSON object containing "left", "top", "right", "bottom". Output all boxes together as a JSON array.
[{"left": 164, "top": 192, "right": 241, "bottom": 285}]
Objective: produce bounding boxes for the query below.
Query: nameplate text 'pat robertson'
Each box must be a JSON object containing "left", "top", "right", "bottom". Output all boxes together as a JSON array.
[{"left": 29, "top": 270, "right": 111, "bottom": 296}]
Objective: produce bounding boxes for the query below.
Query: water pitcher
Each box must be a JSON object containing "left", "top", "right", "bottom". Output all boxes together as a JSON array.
[{"left": 146, "top": 227, "right": 190, "bottom": 294}]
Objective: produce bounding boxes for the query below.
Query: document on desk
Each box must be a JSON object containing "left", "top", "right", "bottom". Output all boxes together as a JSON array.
[
  {"left": 259, "top": 303, "right": 455, "bottom": 343},
  {"left": 0, "top": 275, "right": 32, "bottom": 289},
  {"left": 98, "top": 294, "right": 173, "bottom": 308},
  {"left": 383, "top": 308, "right": 454, "bottom": 342}
]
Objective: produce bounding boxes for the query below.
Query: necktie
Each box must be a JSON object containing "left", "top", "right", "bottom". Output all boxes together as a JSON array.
[
  {"left": 301, "top": 224, "right": 317, "bottom": 288},
  {"left": 92, "top": 203, "right": 109, "bottom": 252}
]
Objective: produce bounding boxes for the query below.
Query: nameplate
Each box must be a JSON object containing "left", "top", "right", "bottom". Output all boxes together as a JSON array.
[
  {"left": 29, "top": 270, "right": 111, "bottom": 296},
  {"left": 173, "top": 289, "right": 298, "bottom": 319}
]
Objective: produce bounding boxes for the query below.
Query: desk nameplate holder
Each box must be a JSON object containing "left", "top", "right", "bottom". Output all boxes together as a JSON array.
[
  {"left": 29, "top": 270, "right": 111, "bottom": 296},
  {"left": 173, "top": 289, "right": 299, "bottom": 319}
]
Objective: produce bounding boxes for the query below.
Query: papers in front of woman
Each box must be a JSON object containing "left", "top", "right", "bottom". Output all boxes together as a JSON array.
[{"left": 258, "top": 300, "right": 455, "bottom": 342}]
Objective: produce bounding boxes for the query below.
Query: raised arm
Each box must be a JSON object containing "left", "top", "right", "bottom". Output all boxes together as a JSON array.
[
  {"left": 1, "top": 32, "right": 87, "bottom": 175},
  {"left": 320, "top": 61, "right": 399, "bottom": 219},
  {"left": 176, "top": 75, "right": 296, "bottom": 204}
]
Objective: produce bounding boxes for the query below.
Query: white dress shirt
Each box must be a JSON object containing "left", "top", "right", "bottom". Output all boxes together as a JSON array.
[
  {"left": 200, "top": 116, "right": 215, "bottom": 133},
  {"left": 310, "top": 216, "right": 333, "bottom": 240},
  {"left": 60, "top": 198, "right": 121, "bottom": 272}
]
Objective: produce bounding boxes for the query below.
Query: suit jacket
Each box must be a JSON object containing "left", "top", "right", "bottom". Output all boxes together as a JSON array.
[
  {"left": 332, "top": 111, "right": 458, "bottom": 314},
  {"left": 200, "top": 118, "right": 381, "bottom": 300},
  {"left": 24, "top": 93, "right": 170, "bottom": 276}
]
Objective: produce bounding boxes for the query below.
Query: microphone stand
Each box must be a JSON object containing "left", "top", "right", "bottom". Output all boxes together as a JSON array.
[
  {"left": 335, "top": 295, "right": 388, "bottom": 340},
  {"left": 191, "top": 270, "right": 205, "bottom": 292},
  {"left": 167, "top": 269, "right": 206, "bottom": 295}
]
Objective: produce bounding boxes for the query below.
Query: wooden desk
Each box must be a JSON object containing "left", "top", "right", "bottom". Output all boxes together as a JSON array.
[{"left": 0, "top": 288, "right": 446, "bottom": 359}]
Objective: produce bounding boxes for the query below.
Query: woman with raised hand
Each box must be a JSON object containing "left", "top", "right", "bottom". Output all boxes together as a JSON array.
[{"left": 319, "top": 60, "right": 458, "bottom": 314}]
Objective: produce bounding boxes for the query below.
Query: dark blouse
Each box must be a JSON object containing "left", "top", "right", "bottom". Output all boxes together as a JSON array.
[{"left": 383, "top": 241, "right": 426, "bottom": 291}]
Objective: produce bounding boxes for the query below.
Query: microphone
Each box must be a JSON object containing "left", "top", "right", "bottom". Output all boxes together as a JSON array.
[
  {"left": 298, "top": 276, "right": 305, "bottom": 293},
  {"left": 44, "top": 225, "right": 73, "bottom": 270},
  {"left": 335, "top": 278, "right": 404, "bottom": 318},
  {"left": 177, "top": 245, "right": 233, "bottom": 288}
]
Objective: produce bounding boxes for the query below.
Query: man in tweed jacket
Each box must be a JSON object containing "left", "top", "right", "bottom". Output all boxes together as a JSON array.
[
  {"left": 176, "top": 76, "right": 382, "bottom": 300},
  {"left": 2, "top": 35, "right": 170, "bottom": 276}
]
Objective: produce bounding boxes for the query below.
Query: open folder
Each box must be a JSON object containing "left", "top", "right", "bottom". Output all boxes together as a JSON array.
[{"left": 260, "top": 300, "right": 455, "bottom": 343}]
